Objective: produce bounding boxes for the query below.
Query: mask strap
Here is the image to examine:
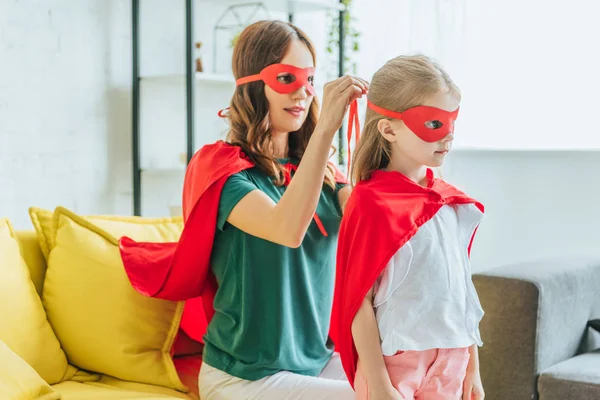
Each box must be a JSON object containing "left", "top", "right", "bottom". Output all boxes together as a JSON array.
[
  {"left": 236, "top": 74, "right": 261, "bottom": 86},
  {"left": 217, "top": 107, "right": 229, "bottom": 118},
  {"left": 216, "top": 74, "right": 260, "bottom": 116},
  {"left": 346, "top": 99, "right": 361, "bottom": 175},
  {"left": 367, "top": 100, "right": 404, "bottom": 120}
]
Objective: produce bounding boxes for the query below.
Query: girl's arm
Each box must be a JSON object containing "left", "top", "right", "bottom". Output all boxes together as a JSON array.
[
  {"left": 227, "top": 75, "right": 368, "bottom": 248},
  {"left": 463, "top": 344, "right": 485, "bottom": 400},
  {"left": 338, "top": 186, "right": 352, "bottom": 214},
  {"left": 351, "top": 287, "right": 398, "bottom": 395},
  {"left": 468, "top": 343, "right": 480, "bottom": 369}
]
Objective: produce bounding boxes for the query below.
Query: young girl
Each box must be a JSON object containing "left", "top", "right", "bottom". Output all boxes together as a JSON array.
[{"left": 331, "top": 55, "right": 486, "bottom": 400}]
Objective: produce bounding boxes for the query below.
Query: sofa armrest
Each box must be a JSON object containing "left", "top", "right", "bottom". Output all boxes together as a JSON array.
[{"left": 473, "top": 257, "right": 600, "bottom": 400}]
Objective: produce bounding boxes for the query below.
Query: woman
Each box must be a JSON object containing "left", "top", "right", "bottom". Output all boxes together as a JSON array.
[
  {"left": 120, "top": 19, "right": 368, "bottom": 400},
  {"left": 196, "top": 20, "right": 369, "bottom": 399}
]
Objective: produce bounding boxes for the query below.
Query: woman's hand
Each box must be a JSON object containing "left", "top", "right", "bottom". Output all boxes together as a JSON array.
[
  {"left": 316, "top": 74, "right": 369, "bottom": 137},
  {"left": 462, "top": 354, "right": 485, "bottom": 400},
  {"left": 227, "top": 77, "right": 367, "bottom": 248}
]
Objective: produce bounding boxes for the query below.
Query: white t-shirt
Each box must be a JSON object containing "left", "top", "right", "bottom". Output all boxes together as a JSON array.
[{"left": 373, "top": 203, "right": 484, "bottom": 355}]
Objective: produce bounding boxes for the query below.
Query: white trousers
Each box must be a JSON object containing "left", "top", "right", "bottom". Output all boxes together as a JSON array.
[{"left": 198, "top": 353, "right": 355, "bottom": 400}]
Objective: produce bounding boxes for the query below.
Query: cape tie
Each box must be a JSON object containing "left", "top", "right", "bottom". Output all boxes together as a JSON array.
[{"left": 283, "top": 163, "right": 328, "bottom": 237}]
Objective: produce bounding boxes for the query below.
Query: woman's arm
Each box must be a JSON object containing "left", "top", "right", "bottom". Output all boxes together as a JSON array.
[
  {"left": 227, "top": 75, "right": 368, "bottom": 248},
  {"left": 351, "top": 287, "right": 397, "bottom": 393}
]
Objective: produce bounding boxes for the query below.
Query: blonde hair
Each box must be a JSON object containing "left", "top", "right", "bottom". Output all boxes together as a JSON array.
[
  {"left": 351, "top": 55, "right": 460, "bottom": 185},
  {"left": 226, "top": 20, "right": 337, "bottom": 190}
]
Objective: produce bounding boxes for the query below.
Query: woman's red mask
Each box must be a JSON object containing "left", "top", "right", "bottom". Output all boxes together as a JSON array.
[
  {"left": 236, "top": 63, "right": 316, "bottom": 96},
  {"left": 367, "top": 100, "right": 459, "bottom": 142}
]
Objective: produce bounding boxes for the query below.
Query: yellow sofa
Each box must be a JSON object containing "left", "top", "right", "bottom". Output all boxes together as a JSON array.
[{"left": 0, "top": 207, "right": 203, "bottom": 400}]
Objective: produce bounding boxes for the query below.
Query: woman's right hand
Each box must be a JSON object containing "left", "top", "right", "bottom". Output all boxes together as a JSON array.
[
  {"left": 316, "top": 74, "right": 369, "bottom": 137},
  {"left": 369, "top": 385, "right": 405, "bottom": 400},
  {"left": 227, "top": 74, "right": 368, "bottom": 248}
]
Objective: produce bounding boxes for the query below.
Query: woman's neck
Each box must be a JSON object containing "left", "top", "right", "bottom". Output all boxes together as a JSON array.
[{"left": 271, "top": 131, "right": 290, "bottom": 159}]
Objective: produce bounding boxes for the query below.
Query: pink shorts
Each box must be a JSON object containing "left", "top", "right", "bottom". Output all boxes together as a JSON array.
[{"left": 355, "top": 347, "right": 471, "bottom": 400}]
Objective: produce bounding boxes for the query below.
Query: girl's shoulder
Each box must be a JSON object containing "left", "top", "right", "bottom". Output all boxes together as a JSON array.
[{"left": 344, "top": 180, "right": 397, "bottom": 221}]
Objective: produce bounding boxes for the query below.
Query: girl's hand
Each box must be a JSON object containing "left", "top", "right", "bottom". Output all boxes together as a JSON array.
[
  {"left": 316, "top": 74, "right": 369, "bottom": 137},
  {"left": 369, "top": 384, "right": 405, "bottom": 400},
  {"left": 462, "top": 363, "right": 485, "bottom": 400}
]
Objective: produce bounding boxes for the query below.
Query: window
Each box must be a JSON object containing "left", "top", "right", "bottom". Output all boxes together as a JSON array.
[{"left": 353, "top": 0, "right": 600, "bottom": 150}]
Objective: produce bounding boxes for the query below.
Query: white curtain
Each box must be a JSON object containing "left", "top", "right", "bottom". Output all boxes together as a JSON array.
[{"left": 352, "top": 0, "right": 600, "bottom": 150}]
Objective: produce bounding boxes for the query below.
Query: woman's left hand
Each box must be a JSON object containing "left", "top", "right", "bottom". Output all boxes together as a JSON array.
[{"left": 462, "top": 362, "right": 485, "bottom": 400}]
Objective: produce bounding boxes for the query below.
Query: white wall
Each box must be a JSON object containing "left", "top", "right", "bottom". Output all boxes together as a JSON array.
[
  {"left": 445, "top": 150, "right": 600, "bottom": 272},
  {"left": 117, "top": 0, "right": 331, "bottom": 217},
  {"left": 353, "top": 0, "right": 600, "bottom": 151},
  {"left": 0, "top": 0, "right": 310, "bottom": 225},
  {"left": 350, "top": 0, "right": 600, "bottom": 270},
  {"left": 0, "top": 0, "right": 133, "bottom": 229}
]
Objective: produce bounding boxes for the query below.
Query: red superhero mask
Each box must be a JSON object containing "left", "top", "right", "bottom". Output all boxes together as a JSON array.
[
  {"left": 236, "top": 63, "right": 316, "bottom": 96},
  {"left": 345, "top": 100, "right": 459, "bottom": 172},
  {"left": 367, "top": 100, "right": 459, "bottom": 142}
]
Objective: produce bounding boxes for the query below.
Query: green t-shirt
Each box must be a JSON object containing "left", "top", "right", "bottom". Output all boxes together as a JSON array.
[{"left": 202, "top": 160, "right": 345, "bottom": 381}]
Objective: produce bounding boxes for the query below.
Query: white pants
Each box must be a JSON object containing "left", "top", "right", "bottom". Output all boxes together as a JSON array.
[{"left": 198, "top": 353, "right": 355, "bottom": 400}]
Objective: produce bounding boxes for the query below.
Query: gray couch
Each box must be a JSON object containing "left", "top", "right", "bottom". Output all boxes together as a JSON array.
[{"left": 474, "top": 258, "right": 600, "bottom": 400}]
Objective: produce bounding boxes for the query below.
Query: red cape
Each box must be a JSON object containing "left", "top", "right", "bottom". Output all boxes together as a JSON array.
[
  {"left": 330, "top": 169, "right": 484, "bottom": 387},
  {"left": 119, "top": 140, "right": 347, "bottom": 343}
]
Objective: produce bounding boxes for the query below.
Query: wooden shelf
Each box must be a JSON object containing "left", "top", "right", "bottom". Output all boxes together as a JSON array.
[
  {"left": 132, "top": 0, "right": 348, "bottom": 215},
  {"left": 141, "top": 72, "right": 235, "bottom": 86},
  {"left": 141, "top": 167, "right": 185, "bottom": 174},
  {"left": 289, "top": 0, "right": 346, "bottom": 12}
]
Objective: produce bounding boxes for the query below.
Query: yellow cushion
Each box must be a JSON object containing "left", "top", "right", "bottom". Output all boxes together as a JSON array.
[
  {"left": 16, "top": 229, "right": 48, "bottom": 297},
  {"left": 0, "top": 339, "right": 61, "bottom": 400},
  {"left": 52, "top": 381, "right": 183, "bottom": 399},
  {"left": 0, "top": 218, "right": 73, "bottom": 385},
  {"left": 98, "top": 376, "right": 195, "bottom": 399},
  {"left": 29, "top": 207, "right": 55, "bottom": 259},
  {"left": 29, "top": 207, "right": 183, "bottom": 260},
  {"left": 42, "top": 207, "right": 186, "bottom": 392}
]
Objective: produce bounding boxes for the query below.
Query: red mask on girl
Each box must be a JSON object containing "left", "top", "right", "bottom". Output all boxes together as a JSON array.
[
  {"left": 345, "top": 100, "right": 459, "bottom": 172},
  {"left": 367, "top": 100, "right": 459, "bottom": 142}
]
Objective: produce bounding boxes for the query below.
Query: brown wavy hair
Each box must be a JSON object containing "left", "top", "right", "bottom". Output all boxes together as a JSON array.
[
  {"left": 351, "top": 55, "right": 460, "bottom": 185},
  {"left": 225, "top": 20, "right": 337, "bottom": 189}
]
